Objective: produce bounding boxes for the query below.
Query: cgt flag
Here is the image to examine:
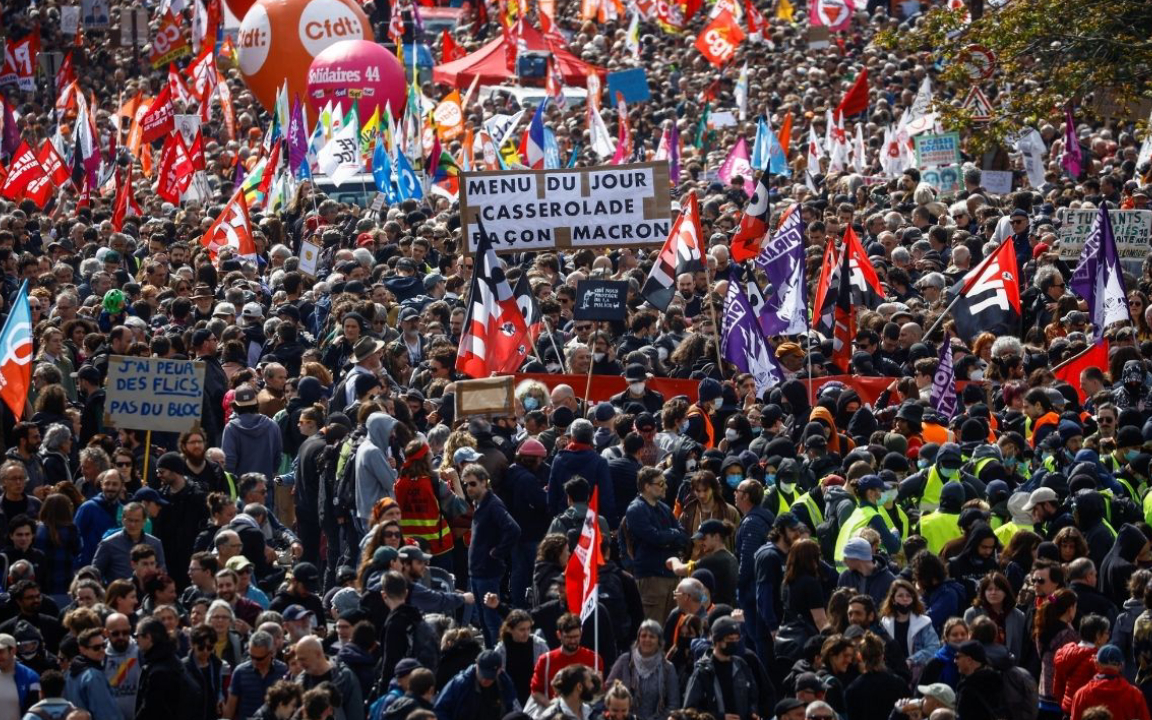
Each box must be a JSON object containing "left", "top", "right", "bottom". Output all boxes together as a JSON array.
[
  {"left": 564, "top": 487, "right": 602, "bottom": 623},
  {"left": 456, "top": 218, "right": 530, "bottom": 377},
  {"left": 641, "top": 192, "right": 705, "bottom": 310},
  {"left": 0, "top": 281, "right": 33, "bottom": 420},
  {"left": 695, "top": 10, "right": 745, "bottom": 66}
]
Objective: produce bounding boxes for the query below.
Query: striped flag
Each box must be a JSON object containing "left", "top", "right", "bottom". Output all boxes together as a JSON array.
[{"left": 456, "top": 218, "right": 530, "bottom": 377}]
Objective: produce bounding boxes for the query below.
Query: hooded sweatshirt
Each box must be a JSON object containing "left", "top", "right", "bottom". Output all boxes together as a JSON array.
[
  {"left": 65, "top": 655, "right": 120, "bottom": 720},
  {"left": 1074, "top": 491, "right": 1114, "bottom": 568},
  {"left": 221, "top": 411, "right": 283, "bottom": 480},
  {"left": 947, "top": 523, "right": 1000, "bottom": 596},
  {"left": 1100, "top": 524, "right": 1148, "bottom": 604},
  {"left": 355, "top": 414, "right": 398, "bottom": 522}
]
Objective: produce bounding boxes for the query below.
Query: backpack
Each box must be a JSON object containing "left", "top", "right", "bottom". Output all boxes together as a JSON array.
[
  {"left": 815, "top": 512, "right": 840, "bottom": 563},
  {"left": 333, "top": 429, "right": 368, "bottom": 515},
  {"left": 406, "top": 617, "right": 440, "bottom": 673},
  {"left": 1000, "top": 665, "right": 1039, "bottom": 720}
]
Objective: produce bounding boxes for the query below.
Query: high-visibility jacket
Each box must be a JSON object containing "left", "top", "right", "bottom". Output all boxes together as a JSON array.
[
  {"left": 834, "top": 505, "right": 880, "bottom": 565},
  {"left": 686, "top": 404, "right": 714, "bottom": 448},
  {"left": 994, "top": 520, "right": 1027, "bottom": 546},
  {"left": 880, "top": 504, "right": 910, "bottom": 541},
  {"left": 396, "top": 474, "right": 454, "bottom": 556},
  {"left": 766, "top": 487, "right": 800, "bottom": 517},
  {"left": 1029, "top": 412, "right": 1060, "bottom": 448},
  {"left": 791, "top": 492, "right": 824, "bottom": 531},
  {"left": 919, "top": 466, "right": 960, "bottom": 515},
  {"left": 920, "top": 510, "right": 961, "bottom": 555}
]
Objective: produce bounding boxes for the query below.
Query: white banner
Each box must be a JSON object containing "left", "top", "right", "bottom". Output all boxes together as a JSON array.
[
  {"left": 1057, "top": 209, "right": 1152, "bottom": 262},
  {"left": 106, "top": 355, "right": 206, "bottom": 433}
]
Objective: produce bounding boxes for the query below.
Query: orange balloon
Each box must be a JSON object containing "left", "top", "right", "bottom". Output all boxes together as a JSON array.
[{"left": 237, "top": 0, "right": 371, "bottom": 111}]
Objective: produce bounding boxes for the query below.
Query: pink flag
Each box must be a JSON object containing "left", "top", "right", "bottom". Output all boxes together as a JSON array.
[
  {"left": 718, "top": 137, "right": 753, "bottom": 197},
  {"left": 1062, "top": 107, "right": 1082, "bottom": 179}
]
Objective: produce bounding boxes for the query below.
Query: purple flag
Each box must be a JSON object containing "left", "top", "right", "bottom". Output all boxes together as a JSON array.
[
  {"left": 1072, "top": 205, "right": 1129, "bottom": 341},
  {"left": 1, "top": 96, "right": 18, "bottom": 159},
  {"left": 722, "top": 275, "right": 785, "bottom": 397},
  {"left": 930, "top": 338, "right": 958, "bottom": 419},
  {"left": 757, "top": 208, "right": 808, "bottom": 336},
  {"left": 1062, "top": 107, "right": 1082, "bottom": 179},
  {"left": 669, "top": 122, "right": 680, "bottom": 186},
  {"left": 718, "top": 137, "right": 753, "bottom": 197},
  {"left": 288, "top": 96, "right": 309, "bottom": 176}
]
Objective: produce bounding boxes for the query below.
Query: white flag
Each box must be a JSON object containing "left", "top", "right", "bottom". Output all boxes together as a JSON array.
[
  {"left": 317, "top": 115, "right": 362, "bottom": 187},
  {"left": 805, "top": 125, "right": 823, "bottom": 192},
  {"left": 909, "top": 76, "right": 932, "bottom": 121},
  {"left": 852, "top": 122, "right": 867, "bottom": 174},
  {"left": 588, "top": 104, "right": 615, "bottom": 159}
]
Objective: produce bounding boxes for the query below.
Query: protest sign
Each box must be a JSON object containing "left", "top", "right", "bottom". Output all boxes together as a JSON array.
[
  {"left": 81, "top": 0, "right": 110, "bottom": 28},
  {"left": 606, "top": 68, "right": 650, "bottom": 106},
  {"left": 454, "top": 376, "right": 515, "bottom": 417},
  {"left": 921, "top": 165, "right": 962, "bottom": 195},
  {"left": 298, "top": 239, "right": 322, "bottom": 276},
  {"left": 807, "top": 26, "right": 830, "bottom": 49},
  {"left": 574, "top": 280, "right": 629, "bottom": 322},
  {"left": 915, "top": 132, "right": 961, "bottom": 168},
  {"left": 981, "top": 169, "right": 1013, "bottom": 195},
  {"left": 106, "top": 356, "right": 206, "bottom": 433},
  {"left": 120, "top": 8, "right": 149, "bottom": 46},
  {"left": 174, "top": 115, "right": 201, "bottom": 146},
  {"left": 61, "top": 6, "right": 80, "bottom": 35},
  {"left": 461, "top": 162, "right": 673, "bottom": 253},
  {"left": 1056, "top": 208, "right": 1152, "bottom": 263}
]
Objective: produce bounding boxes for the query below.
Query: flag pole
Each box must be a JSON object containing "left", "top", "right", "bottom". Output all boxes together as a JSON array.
[
  {"left": 582, "top": 322, "right": 598, "bottom": 410},
  {"left": 541, "top": 316, "right": 564, "bottom": 371},
  {"left": 705, "top": 264, "right": 726, "bottom": 378},
  {"left": 922, "top": 292, "right": 964, "bottom": 340}
]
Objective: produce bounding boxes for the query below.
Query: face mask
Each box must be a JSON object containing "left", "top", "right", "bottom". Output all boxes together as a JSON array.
[
  {"left": 750, "top": 426, "right": 763, "bottom": 436},
  {"left": 1127, "top": 450, "right": 1139, "bottom": 462},
  {"left": 939, "top": 466, "right": 960, "bottom": 480},
  {"left": 722, "top": 640, "right": 743, "bottom": 656},
  {"left": 917, "top": 459, "right": 930, "bottom": 470},
  {"left": 593, "top": 352, "right": 606, "bottom": 362},
  {"left": 680, "top": 420, "right": 690, "bottom": 433},
  {"left": 892, "top": 601, "right": 914, "bottom": 615},
  {"left": 725, "top": 428, "right": 739, "bottom": 442},
  {"left": 522, "top": 396, "right": 540, "bottom": 411},
  {"left": 764, "top": 473, "right": 776, "bottom": 486},
  {"left": 880, "top": 490, "right": 896, "bottom": 505},
  {"left": 780, "top": 481, "right": 796, "bottom": 494},
  {"left": 629, "top": 382, "right": 646, "bottom": 395},
  {"left": 970, "top": 369, "right": 984, "bottom": 381},
  {"left": 686, "top": 458, "right": 698, "bottom": 471},
  {"left": 725, "top": 473, "right": 743, "bottom": 488},
  {"left": 712, "top": 398, "right": 724, "bottom": 411}
]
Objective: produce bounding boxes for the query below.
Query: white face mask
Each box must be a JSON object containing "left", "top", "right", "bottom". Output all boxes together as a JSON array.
[
  {"left": 680, "top": 420, "right": 690, "bottom": 433},
  {"left": 629, "top": 382, "right": 646, "bottom": 395},
  {"left": 686, "top": 458, "right": 698, "bottom": 471},
  {"left": 725, "top": 428, "right": 739, "bottom": 442},
  {"left": 712, "top": 398, "right": 723, "bottom": 411},
  {"left": 970, "top": 369, "right": 984, "bottom": 381},
  {"left": 593, "top": 352, "right": 606, "bottom": 362},
  {"left": 779, "top": 481, "right": 795, "bottom": 494}
]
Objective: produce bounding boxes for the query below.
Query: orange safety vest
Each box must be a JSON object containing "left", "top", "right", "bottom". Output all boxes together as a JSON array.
[
  {"left": 396, "top": 474, "right": 454, "bottom": 556},
  {"left": 1031, "top": 412, "right": 1060, "bottom": 448},
  {"left": 686, "top": 404, "right": 715, "bottom": 448},
  {"left": 922, "top": 422, "right": 950, "bottom": 446}
]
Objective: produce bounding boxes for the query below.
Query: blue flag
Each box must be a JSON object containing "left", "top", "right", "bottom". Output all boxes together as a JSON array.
[
  {"left": 543, "top": 127, "right": 561, "bottom": 170},
  {"left": 395, "top": 152, "right": 423, "bottom": 201},
  {"left": 0, "top": 280, "right": 32, "bottom": 419},
  {"left": 757, "top": 208, "right": 808, "bottom": 336},
  {"left": 372, "top": 139, "right": 398, "bottom": 203},
  {"left": 1071, "top": 205, "right": 1129, "bottom": 341},
  {"left": 930, "top": 338, "right": 958, "bottom": 419},
  {"left": 722, "top": 273, "right": 785, "bottom": 397},
  {"left": 750, "top": 117, "right": 790, "bottom": 176}
]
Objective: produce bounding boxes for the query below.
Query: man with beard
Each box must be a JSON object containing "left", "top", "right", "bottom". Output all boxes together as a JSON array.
[
  {"left": 0, "top": 581, "right": 63, "bottom": 654},
  {"left": 214, "top": 569, "right": 262, "bottom": 628},
  {"left": 529, "top": 613, "right": 605, "bottom": 708},
  {"left": 179, "top": 430, "right": 230, "bottom": 497},
  {"left": 269, "top": 563, "right": 324, "bottom": 627},
  {"left": 102, "top": 613, "right": 140, "bottom": 720},
  {"left": 397, "top": 545, "right": 472, "bottom": 614},
  {"left": 153, "top": 453, "right": 208, "bottom": 589},
  {"left": 4, "top": 422, "right": 44, "bottom": 494},
  {"left": 74, "top": 470, "right": 124, "bottom": 566}
]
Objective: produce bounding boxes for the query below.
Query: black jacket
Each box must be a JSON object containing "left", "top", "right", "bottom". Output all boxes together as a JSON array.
[
  {"left": 199, "top": 356, "right": 227, "bottom": 446},
  {"left": 154, "top": 481, "right": 208, "bottom": 589},
  {"left": 1100, "top": 524, "right": 1147, "bottom": 604},
  {"left": 956, "top": 666, "right": 1005, "bottom": 720},
  {"left": 379, "top": 602, "right": 424, "bottom": 686},
  {"left": 137, "top": 643, "right": 194, "bottom": 720},
  {"left": 683, "top": 652, "right": 760, "bottom": 720}
]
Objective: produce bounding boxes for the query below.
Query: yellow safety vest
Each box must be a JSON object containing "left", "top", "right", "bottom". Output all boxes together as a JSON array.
[
  {"left": 791, "top": 492, "right": 824, "bottom": 530},
  {"left": 994, "top": 520, "right": 1027, "bottom": 546},
  {"left": 880, "top": 504, "right": 909, "bottom": 541},
  {"left": 834, "top": 504, "right": 881, "bottom": 565},
  {"left": 769, "top": 488, "right": 799, "bottom": 517},
  {"left": 919, "top": 466, "right": 960, "bottom": 515},
  {"left": 920, "top": 511, "right": 962, "bottom": 555}
]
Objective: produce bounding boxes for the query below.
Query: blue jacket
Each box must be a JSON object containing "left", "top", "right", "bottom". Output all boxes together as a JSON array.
[
  {"left": 74, "top": 494, "right": 121, "bottom": 566},
  {"left": 433, "top": 666, "right": 519, "bottom": 720},
  {"left": 221, "top": 411, "right": 283, "bottom": 481},
  {"left": 7, "top": 662, "right": 38, "bottom": 713},
  {"left": 503, "top": 462, "right": 551, "bottom": 542},
  {"left": 547, "top": 447, "right": 616, "bottom": 527},
  {"left": 735, "top": 507, "right": 774, "bottom": 609},
  {"left": 65, "top": 661, "right": 118, "bottom": 719},
  {"left": 923, "top": 579, "right": 968, "bottom": 635},
  {"left": 624, "top": 497, "right": 687, "bottom": 578},
  {"left": 92, "top": 529, "right": 166, "bottom": 581},
  {"left": 468, "top": 491, "right": 520, "bottom": 578}
]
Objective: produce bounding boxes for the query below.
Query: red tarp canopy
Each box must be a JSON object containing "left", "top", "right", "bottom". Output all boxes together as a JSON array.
[{"left": 432, "top": 22, "right": 605, "bottom": 89}]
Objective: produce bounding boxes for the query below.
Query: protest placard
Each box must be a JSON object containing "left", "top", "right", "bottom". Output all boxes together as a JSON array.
[
  {"left": 1056, "top": 209, "right": 1152, "bottom": 263},
  {"left": 454, "top": 376, "right": 515, "bottom": 417},
  {"left": 61, "top": 6, "right": 80, "bottom": 35},
  {"left": 298, "top": 240, "right": 322, "bottom": 276},
  {"left": 574, "top": 280, "right": 629, "bottom": 322},
  {"left": 606, "top": 68, "right": 650, "bottom": 106},
  {"left": 915, "top": 132, "right": 961, "bottom": 168},
  {"left": 981, "top": 169, "right": 1013, "bottom": 195},
  {"left": 921, "top": 165, "right": 962, "bottom": 195},
  {"left": 461, "top": 163, "right": 673, "bottom": 253},
  {"left": 106, "top": 356, "right": 206, "bottom": 433}
]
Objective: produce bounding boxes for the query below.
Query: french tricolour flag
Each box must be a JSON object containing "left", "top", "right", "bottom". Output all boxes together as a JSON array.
[{"left": 524, "top": 98, "right": 549, "bottom": 170}]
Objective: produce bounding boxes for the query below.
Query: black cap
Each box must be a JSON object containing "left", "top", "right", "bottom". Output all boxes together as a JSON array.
[
  {"left": 773, "top": 512, "right": 801, "bottom": 531},
  {"left": 156, "top": 452, "right": 185, "bottom": 475},
  {"left": 693, "top": 518, "right": 730, "bottom": 540},
  {"left": 775, "top": 699, "right": 806, "bottom": 716},
  {"left": 476, "top": 649, "right": 502, "bottom": 680},
  {"left": 291, "top": 562, "right": 320, "bottom": 592},
  {"left": 72, "top": 365, "right": 101, "bottom": 384},
  {"left": 956, "top": 640, "right": 987, "bottom": 664}
]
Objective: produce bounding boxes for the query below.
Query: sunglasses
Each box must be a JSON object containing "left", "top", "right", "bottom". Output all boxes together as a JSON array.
[
  {"left": 464, "top": 481, "right": 483, "bottom": 488},
  {"left": 383, "top": 531, "right": 402, "bottom": 538}
]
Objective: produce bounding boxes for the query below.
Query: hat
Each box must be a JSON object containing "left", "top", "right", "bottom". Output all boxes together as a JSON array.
[
  {"left": 73, "top": 365, "right": 101, "bottom": 384},
  {"left": 794, "top": 672, "right": 824, "bottom": 693},
  {"left": 1023, "top": 487, "right": 1059, "bottom": 511},
  {"left": 775, "top": 699, "right": 806, "bottom": 717},
  {"left": 331, "top": 587, "right": 361, "bottom": 616},
  {"left": 693, "top": 519, "right": 730, "bottom": 540},
  {"left": 843, "top": 537, "right": 873, "bottom": 562},
  {"left": 356, "top": 232, "right": 376, "bottom": 247},
  {"left": 1117, "top": 425, "right": 1143, "bottom": 448},
  {"left": 290, "top": 562, "right": 320, "bottom": 592},
  {"left": 856, "top": 474, "right": 885, "bottom": 492},
  {"left": 956, "top": 640, "right": 987, "bottom": 664},
  {"left": 372, "top": 546, "right": 399, "bottom": 568},
  {"left": 225, "top": 556, "right": 254, "bottom": 572},
  {"left": 698, "top": 378, "right": 723, "bottom": 403},
  {"left": 398, "top": 306, "right": 420, "bottom": 322},
  {"left": 132, "top": 487, "right": 170, "bottom": 506},
  {"left": 635, "top": 412, "right": 657, "bottom": 431},
  {"left": 241, "top": 302, "right": 264, "bottom": 320},
  {"left": 282, "top": 605, "right": 312, "bottom": 622},
  {"left": 710, "top": 615, "right": 741, "bottom": 641},
  {"left": 624, "top": 363, "right": 649, "bottom": 381},
  {"left": 1097, "top": 644, "right": 1125, "bottom": 666},
  {"left": 156, "top": 452, "right": 185, "bottom": 475},
  {"left": 895, "top": 403, "right": 924, "bottom": 424},
  {"left": 476, "top": 649, "right": 503, "bottom": 680},
  {"left": 394, "top": 658, "right": 423, "bottom": 678},
  {"left": 212, "top": 301, "right": 236, "bottom": 317},
  {"left": 232, "top": 384, "right": 258, "bottom": 408},
  {"left": 773, "top": 512, "right": 802, "bottom": 531},
  {"left": 423, "top": 273, "right": 446, "bottom": 291},
  {"left": 1010, "top": 208, "right": 1029, "bottom": 219},
  {"left": 551, "top": 406, "right": 575, "bottom": 429},
  {"left": 593, "top": 402, "right": 617, "bottom": 422},
  {"left": 916, "top": 683, "right": 956, "bottom": 709},
  {"left": 398, "top": 545, "right": 432, "bottom": 563},
  {"left": 775, "top": 342, "right": 804, "bottom": 359},
  {"left": 344, "top": 281, "right": 367, "bottom": 296},
  {"left": 336, "top": 565, "right": 357, "bottom": 584},
  {"left": 0, "top": 635, "right": 16, "bottom": 650},
  {"left": 275, "top": 304, "right": 301, "bottom": 323},
  {"left": 352, "top": 337, "right": 386, "bottom": 362},
  {"left": 518, "top": 438, "right": 548, "bottom": 457},
  {"left": 453, "top": 447, "right": 483, "bottom": 464}
]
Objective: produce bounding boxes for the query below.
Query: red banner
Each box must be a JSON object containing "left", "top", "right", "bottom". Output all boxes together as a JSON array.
[{"left": 140, "top": 86, "right": 175, "bottom": 144}]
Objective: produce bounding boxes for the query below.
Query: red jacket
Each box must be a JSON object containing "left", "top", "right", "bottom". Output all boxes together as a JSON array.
[
  {"left": 1070, "top": 669, "right": 1151, "bottom": 720},
  {"left": 1054, "top": 643, "right": 1100, "bottom": 713}
]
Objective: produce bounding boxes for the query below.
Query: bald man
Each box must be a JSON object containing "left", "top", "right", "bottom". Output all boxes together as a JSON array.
[{"left": 293, "top": 637, "right": 364, "bottom": 720}]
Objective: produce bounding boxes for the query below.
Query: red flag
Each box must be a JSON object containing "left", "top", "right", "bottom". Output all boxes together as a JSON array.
[
  {"left": 744, "top": 0, "right": 765, "bottom": 33},
  {"left": 695, "top": 11, "right": 745, "bottom": 67},
  {"left": 156, "top": 134, "right": 195, "bottom": 203},
  {"left": 1054, "top": 341, "right": 1109, "bottom": 405},
  {"left": 441, "top": 29, "right": 464, "bottom": 62},
  {"left": 730, "top": 173, "right": 772, "bottom": 262},
  {"left": 564, "top": 488, "right": 603, "bottom": 622},
  {"left": 149, "top": 11, "right": 191, "bottom": 69},
  {"left": 139, "top": 85, "right": 175, "bottom": 144},
  {"left": 187, "top": 47, "right": 217, "bottom": 103},
  {"left": 37, "top": 141, "right": 71, "bottom": 188},
  {"left": 455, "top": 218, "right": 530, "bottom": 378},
  {"left": 389, "top": 0, "right": 405, "bottom": 41},
  {"left": 200, "top": 185, "right": 256, "bottom": 262},
  {"left": 0, "top": 32, "right": 41, "bottom": 92},
  {"left": 168, "top": 63, "right": 195, "bottom": 107},
  {"left": 112, "top": 164, "right": 136, "bottom": 231},
  {"left": 0, "top": 142, "right": 42, "bottom": 200},
  {"left": 55, "top": 51, "right": 76, "bottom": 96},
  {"left": 188, "top": 130, "right": 206, "bottom": 171},
  {"left": 503, "top": 22, "right": 518, "bottom": 72},
  {"left": 778, "top": 112, "right": 793, "bottom": 157},
  {"left": 812, "top": 237, "right": 839, "bottom": 334},
  {"left": 835, "top": 68, "right": 870, "bottom": 118}
]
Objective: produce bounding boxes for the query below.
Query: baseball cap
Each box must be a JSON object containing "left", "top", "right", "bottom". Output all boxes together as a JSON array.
[
  {"left": 372, "top": 546, "right": 399, "bottom": 568},
  {"left": 775, "top": 699, "right": 806, "bottom": 716},
  {"left": 1097, "top": 644, "right": 1124, "bottom": 666},
  {"left": 453, "top": 447, "right": 483, "bottom": 464},
  {"left": 132, "top": 487, "right": 170, "bottom": 506},
  {"left": 398, "top": 545, "right": 432, "bottom": 563},
  {"left": 856, "top": 474, "right": 885, "bottom": 492},
  {"left": 956, "top": 640, "right": 987, "bottom": 664},
  {"left": 225, "top": 556, "right": 254, "bottom": 572},
  {"left": 773, "top": 512, "right": 802, "bottom": 531},
  {"left": 916, "top": 683, "right": 956, "bottom": 709},
  {"left": 0, "top": 635, "right": 16, "bottom": 650},
  {"left": 710, "top": 615, "right": 741, "bottom": 641},
  {"left": 232, "top": 385, "right": 258, "bottom": 408},
  {"left": 794, "top": 672, "right": 824, "bottom": 693},
  {"left": 290, "top": 562, "right": 320, "bottom": 592},
  {"left": 1023, "top": 487, "right": 1059, "bottom": 511},
  {"left": 476, "top": 649, "right": 503, "bottom": 680},
  {"left": 241, "top": 302, "right": 264, "bottom": 320},
  {"left": 282, "top": 605, "right": 312, "bottom": 623},
  {"left": 693, "top": 519, "right": 730, "bottom": 540},
  {"left": 394, "top": 658, "right": 422, "bottom": 678}
]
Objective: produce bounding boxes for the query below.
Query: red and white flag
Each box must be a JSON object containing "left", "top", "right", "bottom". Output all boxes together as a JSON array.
[
  {"left": 140, "top": 85, "right": 175, "bottom": 144},
  {"left": 695, "top": 10, "right": 745, "bottom": 66},
  {"left": 112, "top": 163, "right": 142, "bottom": 230},
  {"left": 0, "top": 142, "right": 44, "bottom": 200},
  {"left": 156, "top": 133, "right": 195, "bottom": 203},
  {"left": 55, "top": 51, "right": 76, "bottom": 96},
  {"left": 168, "top": 63, "right": 196, "bottom": 107},
  {"left": 565, "top": 487, "right": 602, "bottom": 622},
  {"left": 0, "top": 32, "right": 41, "bottom": 92},
  {"left": 455, "top": 219, "right": 530, "bottom": 378},
  {"left": 200, "top": 186, "right": 256, "bottom": 262},
  {"left": 37, "top": 140, "right": 71, "bottom": 188}
]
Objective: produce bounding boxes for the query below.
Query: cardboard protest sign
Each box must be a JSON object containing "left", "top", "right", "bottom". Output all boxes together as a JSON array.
[
  {"left": 106, "top": 356, "right": 206, "bottom": 433},
  {"left": 606, "top": 68, "right": 650, "bottom": 106},
  {"left": 574, "top": 280, "right": 629, "bottom": 322},
  {"left": 461, "top": 162, "right": 673, "bottom": 253},
  {"left": 1056, "top": 209, "right": 1152, "bottom": 263},
  {"left": 454, "top": 376, "right": 515, "bottom": 418},
  {"left": 914, "top": 132, "right": 961, "bottom": 168}
]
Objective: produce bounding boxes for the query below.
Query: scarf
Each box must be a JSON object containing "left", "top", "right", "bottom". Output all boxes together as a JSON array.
[
  {"left": 631, "top": 648, "right": 662, "bottom": 680},
  {"left": 567, "top": 441, "right": 594, "bottom": 452}
]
